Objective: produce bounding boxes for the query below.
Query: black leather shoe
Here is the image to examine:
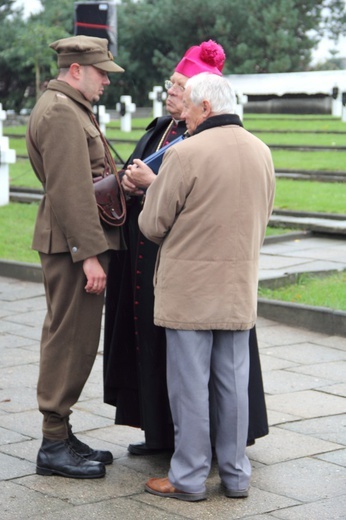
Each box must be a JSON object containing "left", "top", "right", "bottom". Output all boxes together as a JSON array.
[
  {"left": 128, "top": 442, "right": 172, "bottom": 456},
  {"left": 36, "top": 438, "right": 105, "bottom": 479},
  {"left": 68, "top": 429, "right": 113, "bottom": 465}
]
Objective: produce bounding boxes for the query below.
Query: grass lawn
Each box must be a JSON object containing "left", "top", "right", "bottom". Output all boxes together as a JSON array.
[
  {"left": 0, "top": 200, "right": 291, "bottom": 264},
  {"left": 244, "top": 114, "right": 346, "bottom": 133},
  {"left": 9, "top": 162, "right": 346, "bottom": 215},
  {"left": 259, "top": 271, "right": 346, "bottom": 311},
  {"left": 0, "top": 202, "right": 40, "bottom": 264},
  {"left": 2, "top": 114, "right": 345, "bottom": 311},
  {"left": 253, "top": 132, "right": 346, "bottom": 147},
  {"left": 1, "top": 201, "right": 344, "bottom": 312},
  {"left": 274, "top": 179, "right": 346, "bottom": 214},
  {"left": 272, "top": 149, "right": 346, "bottom": 171}
]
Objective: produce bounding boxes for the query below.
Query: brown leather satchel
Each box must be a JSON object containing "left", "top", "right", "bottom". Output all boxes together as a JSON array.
[
  {"left": 91, "top": 114, "right": 126, "bottom": 227},
  {"left": 93, "top": 172, "right": 126, "bottom": 227}
]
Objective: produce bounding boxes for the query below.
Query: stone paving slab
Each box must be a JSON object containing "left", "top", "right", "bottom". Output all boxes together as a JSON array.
[
  {"left": 247, "top": 426, "right": 343, "bottom": 465},
  {"left": 25, "top": 497, "right": 189, "bottom": 520},
  {"left": 1, "top": 480, "right": 71, "bottom": 520},
  {"left": 265, "top": 389, "right": 346, "bottom": 419},
  {"left": 269, "top": 215, "right": 346, "bottom": 234},
  {"left": 263, "top": 368, "right": 333, "bottom": 395},
  {"left": 267, "top": 409, "right": 301, "bottom": 426},
  {"left": 0, "top": 343, "right": 39, "bottom": 368},
  {"left": 272, "top": 494, "right": 346, "bottom": 520},
  {"left": 316, "top": 448, "right": 346, "bottom": 468},
  {"left": 261, "top": 341, "right": 346, "bottom": 364},
  {"left": 259, "top": 235, "right": 346, "bottom": 281},
  {"left": 0, "top": 451, "right": 35, "bottom": 480},
  {"left": 289, "top": 360, "right": 346, "bottom": 382},
  {"left": 0, "top": 257, "right": 346, "bottom": 519},
  {"left": 281, "top": 414, "right": 346, "bottom": 445},
  {"left": 0, "top": 386, "right": 38, "bottom": 414},
  {"left": 252, "top": 457, "right": 346, "bottom": 503},
  {"left": 321, "top": 382, "right": 346, "bottom": 398}
]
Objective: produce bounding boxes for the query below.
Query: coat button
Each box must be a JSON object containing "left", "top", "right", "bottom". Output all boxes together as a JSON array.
[{"left": 72, "top": 246, "right": 78, "bottom": 253}]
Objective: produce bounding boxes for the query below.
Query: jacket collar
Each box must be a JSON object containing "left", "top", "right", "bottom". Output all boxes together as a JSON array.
[
  {"left": 46, "top": 79, "right": 93, "bottom": 113},
  {"left": 193, "top": 114, "right": 243, "bottom": 136}
]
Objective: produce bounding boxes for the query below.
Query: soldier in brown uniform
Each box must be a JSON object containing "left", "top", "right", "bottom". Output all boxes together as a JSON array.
[{"left": 26, "top": 35, "right": 125, "bottom": 479}]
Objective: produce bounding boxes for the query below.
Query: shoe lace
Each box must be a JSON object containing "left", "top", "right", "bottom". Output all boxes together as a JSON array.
[
  {"left": 69, "top": 432, "right": 90, "bottom": 452},
  {"left": 65, "top": 440, "right": 86, "bottom": 461}
]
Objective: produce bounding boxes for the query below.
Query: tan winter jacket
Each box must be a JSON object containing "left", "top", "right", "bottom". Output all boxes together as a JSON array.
[{"left": 138, "top": 118, "right": 275, "bottom": 330}]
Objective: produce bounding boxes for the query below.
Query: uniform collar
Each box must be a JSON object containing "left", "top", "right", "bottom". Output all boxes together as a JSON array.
[{"left": 46, "top": 79, "right": 93, "bottom": 113}]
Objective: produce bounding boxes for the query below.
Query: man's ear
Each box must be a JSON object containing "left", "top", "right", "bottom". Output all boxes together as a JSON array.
[
  {"left": 202, "top": 100, "right": 212, "bottom": 117},
  {"left": 69, "top": 63, "right": 81, "bottom": 79}
]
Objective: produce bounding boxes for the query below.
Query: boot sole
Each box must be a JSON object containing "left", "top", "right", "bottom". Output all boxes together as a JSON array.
[{"left": 36, "top": 465, "right": 105, "bottom": 479}]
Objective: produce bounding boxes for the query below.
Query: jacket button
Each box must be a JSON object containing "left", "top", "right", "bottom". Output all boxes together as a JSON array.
[{"left": 72, "top": 246, "right": 78, "bottom": 253}]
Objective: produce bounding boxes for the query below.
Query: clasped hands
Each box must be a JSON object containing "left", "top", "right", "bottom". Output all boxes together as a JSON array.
[{"left": 122, "top": 159, "right": 156, "bottom": 196}]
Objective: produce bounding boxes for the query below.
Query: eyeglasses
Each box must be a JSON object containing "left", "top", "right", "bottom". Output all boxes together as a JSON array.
[{"left": 164, "top": 80, "right": 185, "bottom": 92}]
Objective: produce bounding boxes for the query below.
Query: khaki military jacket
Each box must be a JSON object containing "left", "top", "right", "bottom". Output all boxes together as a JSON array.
[{"left": 26, "top": 79, "right": 121, "bottom": 262}]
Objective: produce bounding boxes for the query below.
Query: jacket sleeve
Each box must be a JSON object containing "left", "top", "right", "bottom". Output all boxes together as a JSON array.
[
  {"left": 37, "top": 102, "right": 109, "bottom": 262},
  {"left": 138, "top": 146, "right": 187, "bottom": 244}
]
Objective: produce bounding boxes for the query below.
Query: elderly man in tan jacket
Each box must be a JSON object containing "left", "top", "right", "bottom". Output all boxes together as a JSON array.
[{"left": 139, "top": 73, "right": 275, "bottom": 501}]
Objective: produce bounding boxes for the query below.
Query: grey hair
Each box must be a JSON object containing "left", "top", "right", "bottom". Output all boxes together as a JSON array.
[{"left": 185, "top": 72, "right": 236, "bottom": 115}]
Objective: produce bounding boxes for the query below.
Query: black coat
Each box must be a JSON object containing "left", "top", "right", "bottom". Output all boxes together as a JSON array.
[{"left": 103, "top": 116, "right": 268, "bottom": 448}]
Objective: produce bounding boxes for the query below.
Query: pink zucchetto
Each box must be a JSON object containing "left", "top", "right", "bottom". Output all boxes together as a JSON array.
[{"left": 175, "top": 40, "right": 226, "bottom": 78}]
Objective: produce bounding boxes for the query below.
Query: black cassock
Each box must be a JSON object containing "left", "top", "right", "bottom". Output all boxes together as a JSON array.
[{"left": 103, "top": 116, "right": 269, "bottom": 449}]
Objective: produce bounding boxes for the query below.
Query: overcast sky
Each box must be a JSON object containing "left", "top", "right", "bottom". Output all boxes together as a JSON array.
[{"left": 13, "top": 0, "right": 346, "bottom": 65}]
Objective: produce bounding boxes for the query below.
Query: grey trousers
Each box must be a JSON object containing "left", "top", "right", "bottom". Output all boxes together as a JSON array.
[{"left": 166, "top": 329, "right": 251, "bottom": 494}]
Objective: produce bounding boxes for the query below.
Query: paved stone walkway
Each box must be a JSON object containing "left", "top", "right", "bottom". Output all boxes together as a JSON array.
[{"left": 0, "top": 234, "right": 345, "bottom": 519}]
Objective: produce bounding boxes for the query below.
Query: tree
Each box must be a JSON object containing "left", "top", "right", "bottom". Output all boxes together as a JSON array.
[
  {"left": 0, "top": 0, "right": 15, "bottom": 18},
  {"left": 114, "top": 0, "right": 346, "bottom": 105},
  {"left": 38, "top": 0, "right": 74, "bottom": 35},
  {"left": 1, "top": 21, "right": 68, "bottom": 106},
  {"left": 1, "top": 0, "right": 345, "bottom": 109},
  {"left": 0, "top": 1, "right": 27, "bottom": 110},
  {"left": 231, "top": 0, "right": 320, "bottom": 73},
  {"left": 321, "top": 0, "right": 346, "bottom": 40},
  {"left": 0, "top": 0, "right": 71, "bottom": 109}
]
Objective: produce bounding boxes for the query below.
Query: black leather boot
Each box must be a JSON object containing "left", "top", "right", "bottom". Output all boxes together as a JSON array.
[
  {"left": 68, "top": 426, "right": 113, "bottom": 465},
  {"left": 128, "top": 442, "right": 172, "bottom": 455},
  {"left": 36, "top": 437, "right": 106, "bottom": 478}
]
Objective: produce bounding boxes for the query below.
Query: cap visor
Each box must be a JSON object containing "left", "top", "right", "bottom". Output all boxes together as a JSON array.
[{"left": 94, "top": 61, "right": 125, "bottom": 73}]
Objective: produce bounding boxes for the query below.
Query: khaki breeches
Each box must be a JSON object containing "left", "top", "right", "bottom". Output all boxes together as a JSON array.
[{"left": 37, "top": 251, "right": 110, "bottom": 440}]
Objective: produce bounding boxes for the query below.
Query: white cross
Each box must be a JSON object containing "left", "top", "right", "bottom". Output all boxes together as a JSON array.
[
  {"left": 116, "top": 95, "right": 136, "bottom": 132},
  {"left": 149, "top": 86, "right": 167, "bottom": 118},
  {"left": 235, "top": 92, "right": 248, "bottom": 121},
  {"left": 93, "top": 105, "right": 110, "bottom": 134},
  {"left": 0, "top": 104, "right": 16, "bottom": 206}
]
